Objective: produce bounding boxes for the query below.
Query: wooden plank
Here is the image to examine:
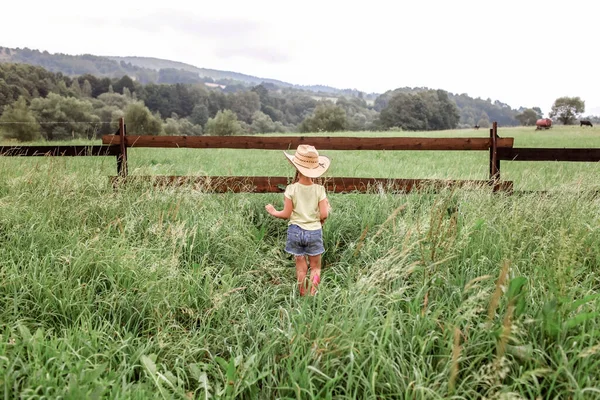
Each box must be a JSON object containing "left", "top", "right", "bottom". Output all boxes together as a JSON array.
[
  {"left": 497, "top": 148, "right": 600, "bottom": 162},
  {"left": 102, "top": 135, "right": 515, "bottom": 151},
  {"left": 0, "top": 145, "right": 120, "bottom": 157},
  {"left": 110, "top": 175, "right": 513, "bottom": 193}
]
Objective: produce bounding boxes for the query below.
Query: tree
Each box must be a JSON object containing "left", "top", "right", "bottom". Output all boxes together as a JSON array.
[
  {"left": 75, "top": 75, "right": 111, "bottom": 98},
  {"left": 334, "top": 96, "right": 377, "bottom": 131},
  {"left": 205, "top": 109, "right": 242, "bottom": 136},
  {"left": 299, "top": 103, "right": 347, "bottom": 132},
  {"left": 378, "top": 90, "right": 459, "bottom": 131},
  {"left": 549, "top": 97, "right": 585, "bottom": 125},
  {"left": 69, "top": 79, "right": 82, "bottom": 97},
  {"left": 378, "top": 93, "right": 428, "bottom": 131},
  {"left": 515, "top": 108, "right": 540, "bottom": 126},
  {"left": 164, "top": 115, "right": 203, "bottom": 136},
  {"left": 30, "top": 93, "right": 100, "bottom": 140},
  {"left": 207, "top": 91, "right": 228, "bottom": 118},
  {"left": 123, "top": 101, "right": 163, "bottom": 135},
  {"left": 92, "top": 93, "right": 133, "bottom": 135},
  {"left": 348, "top": 113, "right": 368, "bottom": 131},
  {"left": 381, "top": 89, "right": 521, "bottom": 128},
  {"left": 139, "top": 83, "right": 204, "bottom": 119},
  {"left": 158, "top": 68, "right": 202, "bottom": 84},
  {"left": 477, "top": 117, "right": 491, "bottom": 129},
  {"left": 262, "top": 105, "right": 285, "bottom": 123},
  {"left": 227, "top": 91, "right": 260, "bottom": 123},
  {"left": 250, "top": 111, "right": 276, "bottom": 133},
  {"left": 282, "top": 94, "right": 318, "bottom": 125},
  {"left": 96, "top": 92, "right": 132, "bottom": 109},
  {"left": 251, "top": 84, "right": 269, "bottom": 105},
  {"left": 82, "top": 79, "right": 93, "bottom": 97},
  {"left": 188, "top": 103, "right": 209, "bottom": 127},
  {"left": 426, "top": 90, "right": 460, "bottom": 130},
  {"left": 92, "top": 103, "right": 123, "bottom": 135},
  {"left": 112, "top": 75, "right": 136, "bottom": 95},
  {"left": 0, "top": 96, "right": 42, "bottom": 141}
]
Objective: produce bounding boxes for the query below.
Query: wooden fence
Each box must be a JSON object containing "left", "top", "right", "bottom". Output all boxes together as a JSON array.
[{"left": 2, "top": 119, "right": 599, "bottom": 193}]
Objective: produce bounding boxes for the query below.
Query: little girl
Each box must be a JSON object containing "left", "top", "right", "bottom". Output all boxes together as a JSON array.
[{"left": 265, "top": 145, "right": 330, "bottom": 296}]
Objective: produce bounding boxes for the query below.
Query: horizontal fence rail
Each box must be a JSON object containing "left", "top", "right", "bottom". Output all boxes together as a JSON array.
[
  {"left": 3, "top": 118, "right": 597, "bottom": 194},
  {"left": 110, "top": 175, "right": 514, "bottom": 194},
  {"left": 497, "top": 148, "right": 600, "bottom": 162},
  {"left": 101, "top": 135, "right": 515, "bottom": 151},
  {"left": 0, "top": 145, "right": 119, "bottom": 157}
]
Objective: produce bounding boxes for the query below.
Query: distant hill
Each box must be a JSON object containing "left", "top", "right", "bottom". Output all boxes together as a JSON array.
[
  {"left": 0, "top": 46, "right": 521, "bottom": 126},
  {"left": 108, "top": 56, "right": 295, "bottom": 87},
  {"left": 0, "top": 46, "right": 160, "bottom": 83},
  {"left": 107, "top": 56, "right": 374, "bottom": 97},
  {"left": 0, "top": 46, "right": 373, "bottom": 98}
]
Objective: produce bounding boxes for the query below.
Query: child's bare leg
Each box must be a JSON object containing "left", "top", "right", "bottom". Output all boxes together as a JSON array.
[
  {"left": 295, "top": 255, "right": 309, "bottom": 296},
  {"left": 308, "top": 255, "right": 322, "bottom": 295}
]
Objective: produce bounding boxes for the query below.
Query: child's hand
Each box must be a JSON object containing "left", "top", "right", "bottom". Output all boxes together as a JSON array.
[{"left": 265, "top": 204, "right": 276, "bottom": 216}]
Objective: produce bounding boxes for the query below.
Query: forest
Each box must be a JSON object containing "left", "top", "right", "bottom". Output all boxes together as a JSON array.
[{"left": 0, "top": 56, "right": 535, "bottom": 141}]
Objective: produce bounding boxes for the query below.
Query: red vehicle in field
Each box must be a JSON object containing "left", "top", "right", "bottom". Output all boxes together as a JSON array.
[{"left": 535, "top": 118, "right": 552, "bottom": 130}]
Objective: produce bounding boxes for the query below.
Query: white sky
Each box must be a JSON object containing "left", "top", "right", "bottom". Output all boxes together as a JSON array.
[{"left": 2, "top": 0, "right": 599, "bottom": 116}]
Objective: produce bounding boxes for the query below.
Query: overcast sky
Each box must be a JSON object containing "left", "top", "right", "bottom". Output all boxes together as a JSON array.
[{"left": 2, "top": 0, "right": 598, "bottom": 116}]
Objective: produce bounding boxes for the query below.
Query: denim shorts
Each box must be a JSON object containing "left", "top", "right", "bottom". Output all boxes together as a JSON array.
[{"left": 285, "top": 224, "right": 325, "bottom": 257}]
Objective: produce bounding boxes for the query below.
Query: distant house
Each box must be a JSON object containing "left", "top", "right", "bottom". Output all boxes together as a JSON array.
[
  {"left": 205, "top": 82, "right": 227, "bottom": 90},
  {"left": 311, "top": 96, "right": 338, "bottom": 103}
]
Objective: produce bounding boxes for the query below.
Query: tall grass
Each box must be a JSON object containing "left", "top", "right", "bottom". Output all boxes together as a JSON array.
[{"left": 1, "top": 127, "right": 600, "bottom": 398}]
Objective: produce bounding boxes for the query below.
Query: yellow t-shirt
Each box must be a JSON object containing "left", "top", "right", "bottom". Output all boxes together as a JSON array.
[{"left": 284, "top": 182, "right": 327, "bottom": 231}]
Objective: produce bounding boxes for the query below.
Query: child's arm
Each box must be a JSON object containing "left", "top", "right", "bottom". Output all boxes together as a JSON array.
[
  {"left": 265, "top": 196, "right": 293, "bottom": 219},
  {"left": 319, "top": 198, "right": 331, "bottom": 225}
]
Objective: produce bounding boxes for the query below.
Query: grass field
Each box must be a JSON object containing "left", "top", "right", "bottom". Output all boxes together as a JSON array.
[
  {"left": 1, "top": 126, "right": 600, "bottom": 398},
  {"left": 4, "top": 125, "right": 599, "bottom": 191}
]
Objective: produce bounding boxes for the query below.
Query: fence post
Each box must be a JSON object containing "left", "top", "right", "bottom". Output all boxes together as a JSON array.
[
  {"left": 489, "top": 121, "right": 499, "bottom": 183},
  {"left": 489, "top": 128, "right": 493, "bottom": 180},
  {"left": 493, "top": 122, "right": 500, "bottom": 180},
  {"left": 117, "top": 117, "right": 128, "bottom": 178}
]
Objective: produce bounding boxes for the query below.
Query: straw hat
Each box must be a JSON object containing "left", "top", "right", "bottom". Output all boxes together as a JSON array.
[{"left": 284, "top": 145, "right": 330, "bottom": 178}]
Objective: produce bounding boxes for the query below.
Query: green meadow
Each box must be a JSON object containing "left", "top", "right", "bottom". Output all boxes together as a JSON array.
[{"left": 1, "top": 126, "right": 599, "bottom": 399}]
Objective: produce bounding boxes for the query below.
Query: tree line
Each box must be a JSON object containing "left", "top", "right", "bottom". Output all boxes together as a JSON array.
[
  {"left": 513, "top": 97, "right": 595, "bottom": 127},
  {"left": 0, "top": 62, "right": 569, "bottom": 142},
  {"left": 3, "top": 47, "right": 383, "bottom": 101}
]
